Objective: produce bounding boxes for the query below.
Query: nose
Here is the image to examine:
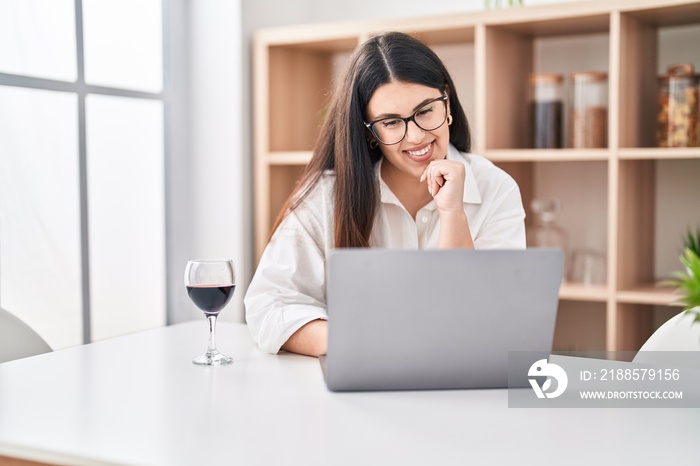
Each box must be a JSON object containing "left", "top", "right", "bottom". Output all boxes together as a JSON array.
[{"left": 404, "top": 119, "right": 425, "bottom": 144}]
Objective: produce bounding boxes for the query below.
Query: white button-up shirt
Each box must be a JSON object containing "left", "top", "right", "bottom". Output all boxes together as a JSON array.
[{"left": 244, "top": 145, "right": 526, "bottom": 353}]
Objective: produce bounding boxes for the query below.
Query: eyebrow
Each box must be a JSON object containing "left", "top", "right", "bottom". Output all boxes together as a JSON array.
[{"left": 371, "top": 95, "right": 442, "bottom": 120}]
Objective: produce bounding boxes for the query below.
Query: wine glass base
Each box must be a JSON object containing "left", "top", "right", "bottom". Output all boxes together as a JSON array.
[{"left": 192, "top": 350, "right": 233, "bottom": 366}]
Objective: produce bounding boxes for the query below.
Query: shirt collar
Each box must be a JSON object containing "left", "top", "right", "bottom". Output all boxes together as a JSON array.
[{"left": 376, "top": 144, "right": 482, "bottom": 209}]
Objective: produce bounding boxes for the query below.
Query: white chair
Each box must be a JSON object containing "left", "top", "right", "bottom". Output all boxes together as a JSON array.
[{"left": 0, "top": 307, "right": 52, "bottom": 363}]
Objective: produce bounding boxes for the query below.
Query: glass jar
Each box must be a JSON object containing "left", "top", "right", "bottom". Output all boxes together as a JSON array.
[
  {"left": 528, "top": 73, "right": 564, "bottom": 149},
  {"left": 570, "top": 71, "right": 608, "bottom": 148},
  {"left": 657, "top": 64, "right": 700, "bottom": 147},
  {"left": 568, "top": 248, "right": 606, "bottom": 286},
  {"left": 527, "top": 198, "right": 568, "bottom": 256}
]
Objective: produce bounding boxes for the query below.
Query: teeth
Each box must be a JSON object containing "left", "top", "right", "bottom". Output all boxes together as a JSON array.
[{"left": 408, "top": 143, "right": 430, "bottom": 157}]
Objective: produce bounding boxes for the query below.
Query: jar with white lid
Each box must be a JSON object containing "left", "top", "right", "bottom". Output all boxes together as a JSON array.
[
  {"left": 528, "top": 73, "right": 564, "bottom": 149},
  {"left": 570, "top": 71, "right": 608, "bottom": 148}
]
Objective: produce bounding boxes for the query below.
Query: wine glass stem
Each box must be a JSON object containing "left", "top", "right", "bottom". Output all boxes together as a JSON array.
[{"left": 207, "top": 315, "right": 219, "bottom": 354}]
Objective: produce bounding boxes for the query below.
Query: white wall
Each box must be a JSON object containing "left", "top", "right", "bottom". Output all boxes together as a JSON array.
[{"left": 179, "top": 0, "right": 247, "bottom": 323}]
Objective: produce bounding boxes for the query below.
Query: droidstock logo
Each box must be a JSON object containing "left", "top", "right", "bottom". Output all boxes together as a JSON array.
[{"left": 528, "top": 359, "right": 568, "bottom": 399}]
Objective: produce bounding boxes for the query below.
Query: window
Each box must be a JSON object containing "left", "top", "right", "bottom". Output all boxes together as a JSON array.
[{"left": 0, "top": 0, "right": 168, "bottom": 348}]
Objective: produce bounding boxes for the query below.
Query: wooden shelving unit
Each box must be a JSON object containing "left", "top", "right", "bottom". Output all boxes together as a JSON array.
[{"left": 253, "top": 0, "right": 700, "bottom": 352}]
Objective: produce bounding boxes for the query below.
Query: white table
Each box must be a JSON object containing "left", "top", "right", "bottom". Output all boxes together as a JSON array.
[{"left": 0, "top": 322, "right": 698, "bottom": 466}]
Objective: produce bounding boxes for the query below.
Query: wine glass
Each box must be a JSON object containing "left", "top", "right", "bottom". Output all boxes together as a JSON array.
[{"left": 185, "top": 259, "right": 235, "bottom": 365}]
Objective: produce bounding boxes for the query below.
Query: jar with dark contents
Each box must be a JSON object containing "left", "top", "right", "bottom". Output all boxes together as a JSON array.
[
  {"left": 528, "top": 73, "right": 563, "bottom": 149},
  {"left": 570, "top": 71, "right": 608, "bottom": 148},
  {"left": 657, "top": 64, "right": 699, "bottom": 147}
]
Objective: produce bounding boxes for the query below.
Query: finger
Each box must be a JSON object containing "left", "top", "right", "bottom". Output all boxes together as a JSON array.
[
  {"left": 431, "top": 176, "right": 441, "bottom": 197},
  {"left": 431, "top": 163, "right": 450, "bottom": 180},
  {"left": 432, "top": 166, "right": 445, "bottom": 186}
]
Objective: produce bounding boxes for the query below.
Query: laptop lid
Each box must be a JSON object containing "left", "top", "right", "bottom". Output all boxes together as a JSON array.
[{"left": 323, "top": 248, "right": 564, "bottom": 391}]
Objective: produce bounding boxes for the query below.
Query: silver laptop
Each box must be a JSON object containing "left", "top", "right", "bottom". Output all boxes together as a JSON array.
[{"left": 321, "top": 248, "right": 564, "bottom": 391}]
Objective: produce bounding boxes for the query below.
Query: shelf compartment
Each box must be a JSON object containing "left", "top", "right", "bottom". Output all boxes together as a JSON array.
[
  {"left": 503, "top": 160, "right": 609, "bottom": 279},
  {"left": 618, "top": 9, "right": 700, "bottom": 149},
  {"left": 268, "top": 37, "right": 359, "bottom": 152},
  {"left": 612, "top": 299, "right": 687, "bottom": 352},
  {"left": 655, "top": 158, "right": 700, "bottom": 280},
  {"left": 484, "top": 16, "right": 610, "bottom": 151},
  {"left": 552, "top": 301, "right": 607, "bottom": 352},
  {"left": 613, "top": 303, "right": 657, "bottom": 351},
  {"left": 616, "top": 158, "right": 700, "bottom": 305}
]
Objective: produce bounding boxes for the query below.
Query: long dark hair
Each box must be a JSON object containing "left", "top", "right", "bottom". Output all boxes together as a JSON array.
[{"left": 270, "top": 31, "right": 471, "bottom": 248}]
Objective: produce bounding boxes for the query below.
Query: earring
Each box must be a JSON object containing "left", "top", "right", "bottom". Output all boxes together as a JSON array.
[
  {"left": 369, "top": 139, "right": 379, "bottom": 149},
  {"left": 447, "top": 114, "right": 453, "bottom": 126}
]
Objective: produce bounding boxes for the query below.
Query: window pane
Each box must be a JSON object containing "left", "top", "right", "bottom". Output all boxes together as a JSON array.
[
  {"left": 0, "top": 86, "right": 82, "bottom": 349},
  {"left": 0, "top": 0, "right": 77, "bottom": 81},
  {"left": 86, "top": 94, "right": 165, "bottom": 340},
  {"left": 83, "top": 0, "right": 163, "bottom": 93}
]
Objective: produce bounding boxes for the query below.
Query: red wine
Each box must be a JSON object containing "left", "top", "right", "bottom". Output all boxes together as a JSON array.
[{"left": 187, "top": 285, "right": 235, "bottom": 315}]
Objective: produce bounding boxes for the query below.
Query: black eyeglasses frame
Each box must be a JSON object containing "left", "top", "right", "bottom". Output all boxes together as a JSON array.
[{"left": 363, "top": 94, "right": 449, "bottom": 146}]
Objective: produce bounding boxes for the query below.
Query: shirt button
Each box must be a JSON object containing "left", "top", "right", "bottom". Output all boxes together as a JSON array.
[{"left": 421, "top": 216, "right": 429, "bottom": 224}]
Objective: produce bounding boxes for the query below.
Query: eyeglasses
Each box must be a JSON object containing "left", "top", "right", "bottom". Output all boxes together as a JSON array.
[{"left": 364, "top": 94, "right": 448, "bottom": 145}]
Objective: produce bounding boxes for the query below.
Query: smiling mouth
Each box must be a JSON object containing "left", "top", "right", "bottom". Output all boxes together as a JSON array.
[{"left": 405, "top": 142, "right": 432, "bottom": 161}]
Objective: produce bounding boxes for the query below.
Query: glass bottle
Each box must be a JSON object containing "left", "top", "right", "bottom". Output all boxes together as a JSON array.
[
  {"left": 570, "top": 71, "right": 608, "bottom": 148},
  {"left": 528, "top": 73, "right": 564, "bottom": 149},
  {"left": 657, "top": 64, "right": 700, "bottom": 147},
  {"left": 527, "top": 198, "right": 568, "bottom": 257}
]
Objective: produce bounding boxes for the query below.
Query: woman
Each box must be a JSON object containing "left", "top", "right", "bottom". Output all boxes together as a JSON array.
[{"left": 245, "top": 32, "right": 525, "bottom": 357}]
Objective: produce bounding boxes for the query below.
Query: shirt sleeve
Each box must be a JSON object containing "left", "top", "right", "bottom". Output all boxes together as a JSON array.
[
  {"left": 473, "top": 176, "right": 527, "bottom": 250},
  {"left": 244, "top": 209, "right": 329, "bottom": 354}
]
